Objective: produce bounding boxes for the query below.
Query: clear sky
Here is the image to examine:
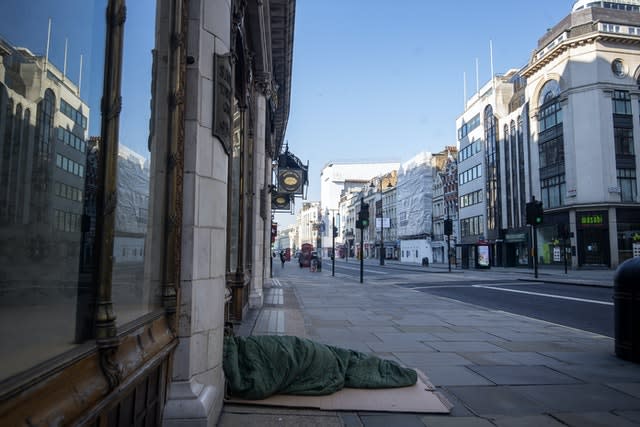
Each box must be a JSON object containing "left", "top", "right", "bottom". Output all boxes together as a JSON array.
[{"left": 275, "top": 0, "right": 575, "bottom": 228}]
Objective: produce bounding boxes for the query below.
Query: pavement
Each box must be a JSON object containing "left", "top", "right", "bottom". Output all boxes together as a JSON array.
[{"left": 217, "top": 261, "right": 640, "bottom": 427}]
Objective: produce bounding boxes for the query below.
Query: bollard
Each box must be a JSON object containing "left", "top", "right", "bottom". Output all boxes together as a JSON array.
[{"left": 614, "top": 257, "right": 640, "bottom": 363}]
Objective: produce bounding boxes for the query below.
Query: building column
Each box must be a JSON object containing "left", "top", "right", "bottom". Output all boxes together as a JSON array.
[
  {"left": 249, "top": 77, "right": 270, "bottom": 309},
  {"left": 163, "top": 0, "right": 229, "bottom": 424}
]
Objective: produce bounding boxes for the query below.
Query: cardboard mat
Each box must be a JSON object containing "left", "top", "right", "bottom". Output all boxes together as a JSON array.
[{"left": 225, "top": 369, "right": 452, "bottom": 414}]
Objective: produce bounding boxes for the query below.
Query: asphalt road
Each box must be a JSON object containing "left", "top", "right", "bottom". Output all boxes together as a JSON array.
[{"left": 330, "top": 260, "right": 614, "bottom": 338}]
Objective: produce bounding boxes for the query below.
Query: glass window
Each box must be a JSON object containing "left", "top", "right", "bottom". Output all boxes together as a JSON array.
[
  {"left": 111, "top": 2, "right": 159, "bottom": 325},
  {"left": 0, "top": 0, "right": 108, "bottom": 379},
  {"left": 614, "top": 127, "right": 634, "bottom": 155},
  {"left": 618, "top": 168, "right": 637, "bottom": 202},
  {"left": 0, "top": 0, "right": 162, "bottom": 383},
  {"left": 613, "top": 90, "right": 632, "bottom": 115}
]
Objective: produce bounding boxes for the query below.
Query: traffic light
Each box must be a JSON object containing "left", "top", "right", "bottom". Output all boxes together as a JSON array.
[
  {"left": 333, "top": 226, "right": 338, "bottom": 237},
  {"left": 444, "top": 218, "right": 453, "bottom": 236},
  {"left": 526, "top": 200, "right": 544, "bottom": 226},
  {"left": 359, "top": 203, "right": 370, "bottom": 228}
]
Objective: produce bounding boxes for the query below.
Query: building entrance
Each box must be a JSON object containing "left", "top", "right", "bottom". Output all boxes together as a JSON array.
[{"left": 576, "top": 211, "right": 610, "bottom": 267}]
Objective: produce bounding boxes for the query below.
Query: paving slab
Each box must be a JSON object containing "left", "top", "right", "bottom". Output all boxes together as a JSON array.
[
  {"left": 366, "top": 341, "right": 434, "bottom": 352},
  {"left": 608, "top": 382, "right": 640, "bottom": 399},
  {"left": 427, "top": 341, "right": 508, "bottom": 352},
  {"left": 430, "top": 331, "right": 508, "bottom": 342},
  {"left": 420, "top": 415, "right": 496, "bottom": 426},
  {"left": 492, "top": 340, "right": 586, "bottom": 352},
  {"left": 373, "top": 332, "right": 442, "bottom": 342},
  {"left": 466, "top": 365, "right": 582, "bottom": 385},
  {"left": 540, "top": 350, "right": 620, "bottom": 365},
  {"left": 217, "top": 412, "right": 343, "bottom": 427},
  {"left": 358, "top": 413, "right": 426, "bottom": 427},
  {"left": 417, "top": 366, "right": 495, "bottom": 387},
  {"left": 550, "top": 411, "right": 640, "bottom": 427},
  {"left": 446, "top": 385, "right": 547, "bottom": 416},
  {"left": 392, "top": 351, "right": 474, "bottom": 366},
  {"left": 617, "top": 410, "right": 640, "bottom": 423},
  {"left": 458, "top": 351, "right": 566, "bottom": 367},
  {"left": 514, "top": 383, "right": 640, "bottom": 412},
  {"left": 555, "top": 363, "right": 640, "bottom": 383},
  {"left": 489, "top": 414, "right": 566, "bottom": 427}
]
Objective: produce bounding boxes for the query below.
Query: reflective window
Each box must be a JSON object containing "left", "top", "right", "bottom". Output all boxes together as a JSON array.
[
  {"left": 0, "top": 0, "right": 107, "bottom": 381},
  {"left": 0, "top": 0, "right": 161, "bottom": 382},
  {"left": 111, "top": 0, "right": 161, "bottom": 326}
]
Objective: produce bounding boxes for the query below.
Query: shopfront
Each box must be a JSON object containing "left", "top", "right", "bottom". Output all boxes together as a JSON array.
[
  {"left": 617, "top": 208, "right": 640, "bottom": 264},
  {"left": 504, "top": 229, "right": 530, "bottom": 267},
  {"left": 576, "top": 211, "right": 610, "bottom": 267}
]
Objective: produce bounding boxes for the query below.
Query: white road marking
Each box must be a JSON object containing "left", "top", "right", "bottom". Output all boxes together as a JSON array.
[
  {"left": 472, "top": 285, "right": 613, "bottom": 306},
  {"left": 335, "top": 265, "right": 389, "bottom": 275}
]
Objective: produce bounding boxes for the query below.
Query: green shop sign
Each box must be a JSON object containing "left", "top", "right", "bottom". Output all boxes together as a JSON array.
[{"left": 580, "top": 214, "right": 604, "bottom": 226}]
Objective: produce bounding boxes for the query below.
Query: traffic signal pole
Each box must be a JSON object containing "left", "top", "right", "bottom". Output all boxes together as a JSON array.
[
  {"left": 533, "top": 225, "right": 538, "bottom": 279},
  {"left": 332, "top": 215, "right": 335, "bottom": 277},
  {"left": 360, "top": 226, "right": 364, "bottom": 283}
]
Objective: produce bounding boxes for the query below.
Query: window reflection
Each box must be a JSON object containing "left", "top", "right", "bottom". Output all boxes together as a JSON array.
[
  {"left": 112, "top": 0, "right": 161, "bottom": 326},
  {"left": 0, "top": 0, "right": 106, "bottom": 381}
]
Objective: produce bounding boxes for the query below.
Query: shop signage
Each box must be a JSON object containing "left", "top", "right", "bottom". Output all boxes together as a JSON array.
[
  {"left": 580, "top": 214, "right": 604, "bottom": 226},
  {"left": 505, "top": 232, "right": 527, "bottom": 242}
]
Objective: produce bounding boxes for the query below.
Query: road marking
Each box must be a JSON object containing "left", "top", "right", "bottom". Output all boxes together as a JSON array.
[
  {"left": 472, "top": 285, "right": 613, "bottom": 306},
  {"left": 335, "top": 265, "right": 389, "bottom": 275},
  {"left": 407, "top": 285, "right": 471, "bottom": 290}
]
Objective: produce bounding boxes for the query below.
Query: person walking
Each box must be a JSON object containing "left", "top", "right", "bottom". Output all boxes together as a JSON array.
[{"left": 280, "top": 251, "right": 286, "bottom": 268}]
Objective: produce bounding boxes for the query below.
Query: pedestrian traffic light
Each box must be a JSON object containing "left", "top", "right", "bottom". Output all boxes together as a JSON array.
[
  {"left": 444, "top": 218, "right": 453, "bottom": 236},
  {"left": 526, "top": 200, "right": 544, "bottom": 226},
  {"left": 359, "top": 203, "right": 370, "bottom": 227},
  {"left": 333, "top": 226, "right": 338, "bottom": 237}
]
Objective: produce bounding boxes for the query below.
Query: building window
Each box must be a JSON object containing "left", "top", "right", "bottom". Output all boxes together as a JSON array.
[
  {"left": 614, "top": 127, "right": 634, "bottom": 155},
  {"left": 541, "top": 174, "right": 565, "bottom": 208},
  {"left": 460, "top": 215, "right": 484, "bottom": 238},
  {"left": 484, "top": 105, "right": 500, "bottom": 233},
  {"left": 613, "top": 90, "right": 632, "bottom": 115},
  {"left": 618, "top": 168, "right": 637, "bottom": 202}
]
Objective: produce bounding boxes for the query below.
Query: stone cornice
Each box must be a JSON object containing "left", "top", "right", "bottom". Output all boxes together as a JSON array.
[{"left": 522, "top": 33, "right": 640, "bottom": 79}]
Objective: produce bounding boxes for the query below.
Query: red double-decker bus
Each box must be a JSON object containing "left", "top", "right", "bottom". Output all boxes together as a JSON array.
[{"left": 298, "top": 243, "right": 313, "bottom": 267}]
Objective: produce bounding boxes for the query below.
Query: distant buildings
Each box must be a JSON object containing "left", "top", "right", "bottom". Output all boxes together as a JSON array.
[{"left": 456, "top": 0, "right": 640, "bottom": 269}]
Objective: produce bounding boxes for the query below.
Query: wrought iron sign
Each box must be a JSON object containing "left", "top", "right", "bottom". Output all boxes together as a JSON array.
[
  {"left": 271, "top": 192, "right": 292, "bottom": 211},
  {"left": 276, "top": 146, "right": 308, "bottom": 197}
]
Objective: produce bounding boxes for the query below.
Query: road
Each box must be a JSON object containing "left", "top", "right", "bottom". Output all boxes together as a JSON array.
[{"left": 326, "top": 259, "right": 614, "bottom": 337}]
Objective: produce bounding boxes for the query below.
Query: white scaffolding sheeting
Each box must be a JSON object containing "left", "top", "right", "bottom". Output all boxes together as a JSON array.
[
  {"left": 397, "top": 152, "right": 433, "bottom": 238},
  {"left": 115, "top": 145, "right": 150, "bottom": 235}
]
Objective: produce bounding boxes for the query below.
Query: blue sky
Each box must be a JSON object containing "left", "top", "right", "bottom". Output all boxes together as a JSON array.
[{"left": 276, "top": 0, "right": 574, "bottom": 227}]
